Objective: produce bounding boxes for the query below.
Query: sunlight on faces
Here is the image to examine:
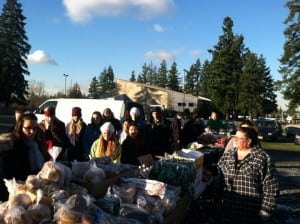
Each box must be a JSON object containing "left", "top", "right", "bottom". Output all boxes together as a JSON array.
[
  {"left": 234, "top": 131, "right": 251, "bottom": 150},
  {"left": 92, "top": 115, "right": 101, "bottom": 125},
  {"left": 72, "top": 115, "right": 80, "bottom": 122},
  {"left": 102, "top": 130, "right": 113, "bottom": 141},
  {"left": 22, "top": 119, "right": 38, "bottom": 140},
  {"left": 128, "top": 125, "right": 138, "bottom": 138}
]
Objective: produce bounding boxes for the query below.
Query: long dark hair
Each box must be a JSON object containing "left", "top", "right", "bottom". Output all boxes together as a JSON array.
[{"left": 13, "top": 112, "right": 38, "bottom": 139}]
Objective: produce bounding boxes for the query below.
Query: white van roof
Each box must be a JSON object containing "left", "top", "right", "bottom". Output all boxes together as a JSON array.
[{"left": 35, "top": 98, "right": 125, "bottom": 125}]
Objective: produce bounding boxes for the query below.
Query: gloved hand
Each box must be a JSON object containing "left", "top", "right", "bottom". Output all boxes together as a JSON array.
[{"left": 259, "top": 210, "right": 271, "bottom": 223}]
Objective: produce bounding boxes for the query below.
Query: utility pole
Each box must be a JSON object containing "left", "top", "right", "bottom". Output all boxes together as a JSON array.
[{"left": 63, "top": 74, "right": 68, "bottom": 97}]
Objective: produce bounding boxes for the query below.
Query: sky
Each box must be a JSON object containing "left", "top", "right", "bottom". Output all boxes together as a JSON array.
[{"left": 0, "top": 0, "right": 289, "bottom": 109}]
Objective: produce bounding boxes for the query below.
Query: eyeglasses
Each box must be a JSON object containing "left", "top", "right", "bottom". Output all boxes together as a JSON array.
[
  {"left": 233, "top": 136, "right": 248, "bottom": 141},
  {"left": 23, "top": 126, "right": 37, "bottom": 131}
]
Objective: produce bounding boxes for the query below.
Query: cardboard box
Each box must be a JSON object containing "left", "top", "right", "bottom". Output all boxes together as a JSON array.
[
  {"left": 176, "top": 149, "right": 204, "bottom": 169},
  {"left": 176, "top": 149, "right": 206, "bottom": 199}
]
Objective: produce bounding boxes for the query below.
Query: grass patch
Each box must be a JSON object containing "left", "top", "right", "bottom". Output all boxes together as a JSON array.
[{"left": 261, "top": 141, "right": 300, "bottom": 152}]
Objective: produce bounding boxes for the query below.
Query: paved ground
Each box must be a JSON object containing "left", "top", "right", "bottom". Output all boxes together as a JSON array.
[{"left": 268, "top": 149, "right": 300, "bottom": 224}]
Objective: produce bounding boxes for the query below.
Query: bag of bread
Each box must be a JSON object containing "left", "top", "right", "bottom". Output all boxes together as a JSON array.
[
  {"left": 37, "top": 161, "right": 71, "bottom": 187},
  {"left": 83, "top": 161, "right": 106, "bottom": 184},
  {"left": 71, "top": 160, "right": 90, "bottom": 179},
  {"left": 4, "top": 206, "right": 32, "bottom": 224},
  {"left": 28, "top": 189, "right": 52, "bottom": 223},
  {"left": 4, "top": 178, "right": 32, "bottom": 210},
  {"left": 25, "top": 175, "right": 43, "bottom": 192},
  {"left": 64, "top": 194, "right": 87, "bottom": 213}
]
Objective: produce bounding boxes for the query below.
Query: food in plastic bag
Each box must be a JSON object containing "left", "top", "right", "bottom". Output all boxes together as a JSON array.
[
  {"left": 71, "top": 161, "right": 90, "bottom": 179},
  {"left": 83, "top": 161, "right": 106, "bottom": 184},
  {"left": 64, "top": 194, "right": 87, "bottom": 213},
  {"left": 117, "top": 185, "right": 136, "bottom": 204},
  {"left": 119, "top": 203, "right": 156, "bottom": 224},
  {"left": 8, "top": 193, "right": 32, "bottom": 210},
  {"left": 4, "top": 206, "right": 32, "bottom": 224},
  {"left": 25, "top": 175, "right": 43, "bottom": 192},
  {"left": 4, "top": 178, "right": 33, "bottom": 209},
  {"left": 27, "top": 189, "right": 52, "bottom": 223},
  {"left": 37, "top": 161, "right": 71, "bottom": 186}
]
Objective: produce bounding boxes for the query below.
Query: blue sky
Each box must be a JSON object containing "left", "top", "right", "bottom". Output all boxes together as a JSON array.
[{"left": 1, "top": 0, "right": 288, "bottom": 109}]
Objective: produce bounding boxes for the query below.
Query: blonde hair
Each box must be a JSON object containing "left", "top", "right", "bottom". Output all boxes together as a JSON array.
[{"left": 68, "top": 119, "right": 85, "bottom": 135}]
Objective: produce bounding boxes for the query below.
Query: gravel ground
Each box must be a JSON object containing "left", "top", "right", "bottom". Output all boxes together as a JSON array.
[{"left": 268, "top": 150, "right": 300, "bottom": 224}]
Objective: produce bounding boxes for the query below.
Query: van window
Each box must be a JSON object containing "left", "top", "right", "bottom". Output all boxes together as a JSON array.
[{"left": 36, "top": 101, "right": 58, "bottom": 114}]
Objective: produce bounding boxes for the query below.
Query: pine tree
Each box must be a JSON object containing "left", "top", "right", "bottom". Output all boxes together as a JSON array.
[
  {"left": 279, "top": 0, "right": 300, "bottom": 110},
  {"left": 68, "top": 82, "right": 83, "bottom": 98},
  {"left": 157, "top": 60, "right": 168, "bottom": 88},
  {"left": 148, "top": 62, "right": 158, "bottom": 85},
  {"left": 167, "top": 62, "right": 180, "bottom": 91},
  {"left": 138, "top": 63, "right": 149, "bottom": 84},
  {"left": 98, "top": 66, "right": 115, "bottom": 95},
  {"left": 259, "top": 55, "right": 278, "bottom": 115},
  {"left": 208, "top": 17, "right": 245, "bottom": 118},
  {"left": 238, "top": 51, "right": 264, "bottom": 117},
  {"left": 0, "top": 0, "right": 31, "bottom": 105},
  {"left": 88, "top": 76, "right": 100, "bottom": 98},
  {"left": 129, "top": 71, "right": 136, "bottom": 82}
]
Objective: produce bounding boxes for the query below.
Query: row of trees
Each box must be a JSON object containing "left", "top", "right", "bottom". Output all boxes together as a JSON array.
[
  {"left": 0, "top": 0, "right": 299, "bottom": 117},
  {"left": 87, "top": 17, "right": 277, "bottom": 119}
]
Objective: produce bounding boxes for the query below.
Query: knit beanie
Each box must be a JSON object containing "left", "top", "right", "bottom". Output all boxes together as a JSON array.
[
  {"left": 130, "top": 107, "right": 140, "bottom": 117},
  {"left": 72, "top": 107, "right": 82, "bottom": 117},
  {"left": 100, "top": 122, "right": 115, "bottom": 133}
]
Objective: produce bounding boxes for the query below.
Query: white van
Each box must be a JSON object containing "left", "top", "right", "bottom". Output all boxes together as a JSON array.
[{"left": 34, "top": 98, "right": 144, "bottom": 125}]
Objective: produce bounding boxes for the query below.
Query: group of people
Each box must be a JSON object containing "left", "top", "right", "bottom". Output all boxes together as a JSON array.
[{"left": 0, "top": 107, "right": 279, "bottom": 223}]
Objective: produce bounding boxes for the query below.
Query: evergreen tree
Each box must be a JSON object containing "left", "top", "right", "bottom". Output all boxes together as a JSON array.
[
  {"left": 137, "top": 74, "right": 143, "bottom": 83},
  {"left": 129, "top": 70, "right": 136, "bottom": 82},
  {"left": 147, "top": 62, "right": 158, "bottom": 85},
  {"left": 0, "top": 0, "right": 31, "bottom": 105},
  {"left": 106, "top": 65, "right": 115, "bottom": 89},
  {"left": 68, "top": 82, "right": 83, "bottom": 98},
  {"left": 184, "top": 67, "right": 193, "bottom": 94},
  {"left": 208, "top": 17, "right": 245, "bottom": 118},
  {"left": 157, "top": 59, "right": 168, "bottom": 88},
  {"left": 88, "top": 76, "right": 100, "bottom": 98},
  {"left": 199, "top": 60, "right": 213, "bottom": 99},
  {"left": 167, "top": 62, "right": 180, "bottom": 91},
  {"left": 98, "top": 66, "right": 115, "bottom": 94},
  {"left": 238, "top": 51, "right": 264, "bottom": 117},
  {"left": 138, "top": 63, "right": 149, "bottom": 84},
  {"left": 259, "top": 55, "right": 278, "bottom": 114},
  {"left": 279, "top": 0, "right": 300, "bottom": 110},
  {"left": 193, "top": 58, "right": 202, "bottom": 96}
]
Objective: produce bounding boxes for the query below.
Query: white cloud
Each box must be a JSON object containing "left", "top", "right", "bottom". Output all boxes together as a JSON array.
[
  {"left": 189, "top": 49, "right": 202, "bottom": 57},
  {"left": 27, "top": 50, "right": 57, "bottom": 64},
  {"left": 62, "top": 0, "right": 175, "bottom": 23},
  {"left": 144, "top": 50, "right": 176, "bottom": 62},
  {"left": 153, "top": 24, "right": 164, "bottom": 32}
]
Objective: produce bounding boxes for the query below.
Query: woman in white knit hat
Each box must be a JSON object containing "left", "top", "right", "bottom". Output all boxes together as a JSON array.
[{"left": 89, "top": 122, "right": 121, "bottom": 163}]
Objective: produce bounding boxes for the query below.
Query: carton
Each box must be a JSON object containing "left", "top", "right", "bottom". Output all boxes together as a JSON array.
[{"left": 177, "top": 149, "right": 205, "bottom": 199}]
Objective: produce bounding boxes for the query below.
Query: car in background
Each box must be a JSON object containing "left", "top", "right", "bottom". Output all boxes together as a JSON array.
[
  {"left": 254, "top": 118, "right": 282, "bottom": 141},
  {"left": 285, "top": 125, "right": 300, "bottom": 138},
  {"left": 285, "top": 125, "right": 300, "bottom": 145},
  {"left": 219, "top": 120, "right": 237, "bottom": 135}
]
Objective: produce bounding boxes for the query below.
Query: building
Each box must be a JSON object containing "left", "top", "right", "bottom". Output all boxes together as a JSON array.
[{"left": 115, "top": 79, "right": 211, "bottom": 112}]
